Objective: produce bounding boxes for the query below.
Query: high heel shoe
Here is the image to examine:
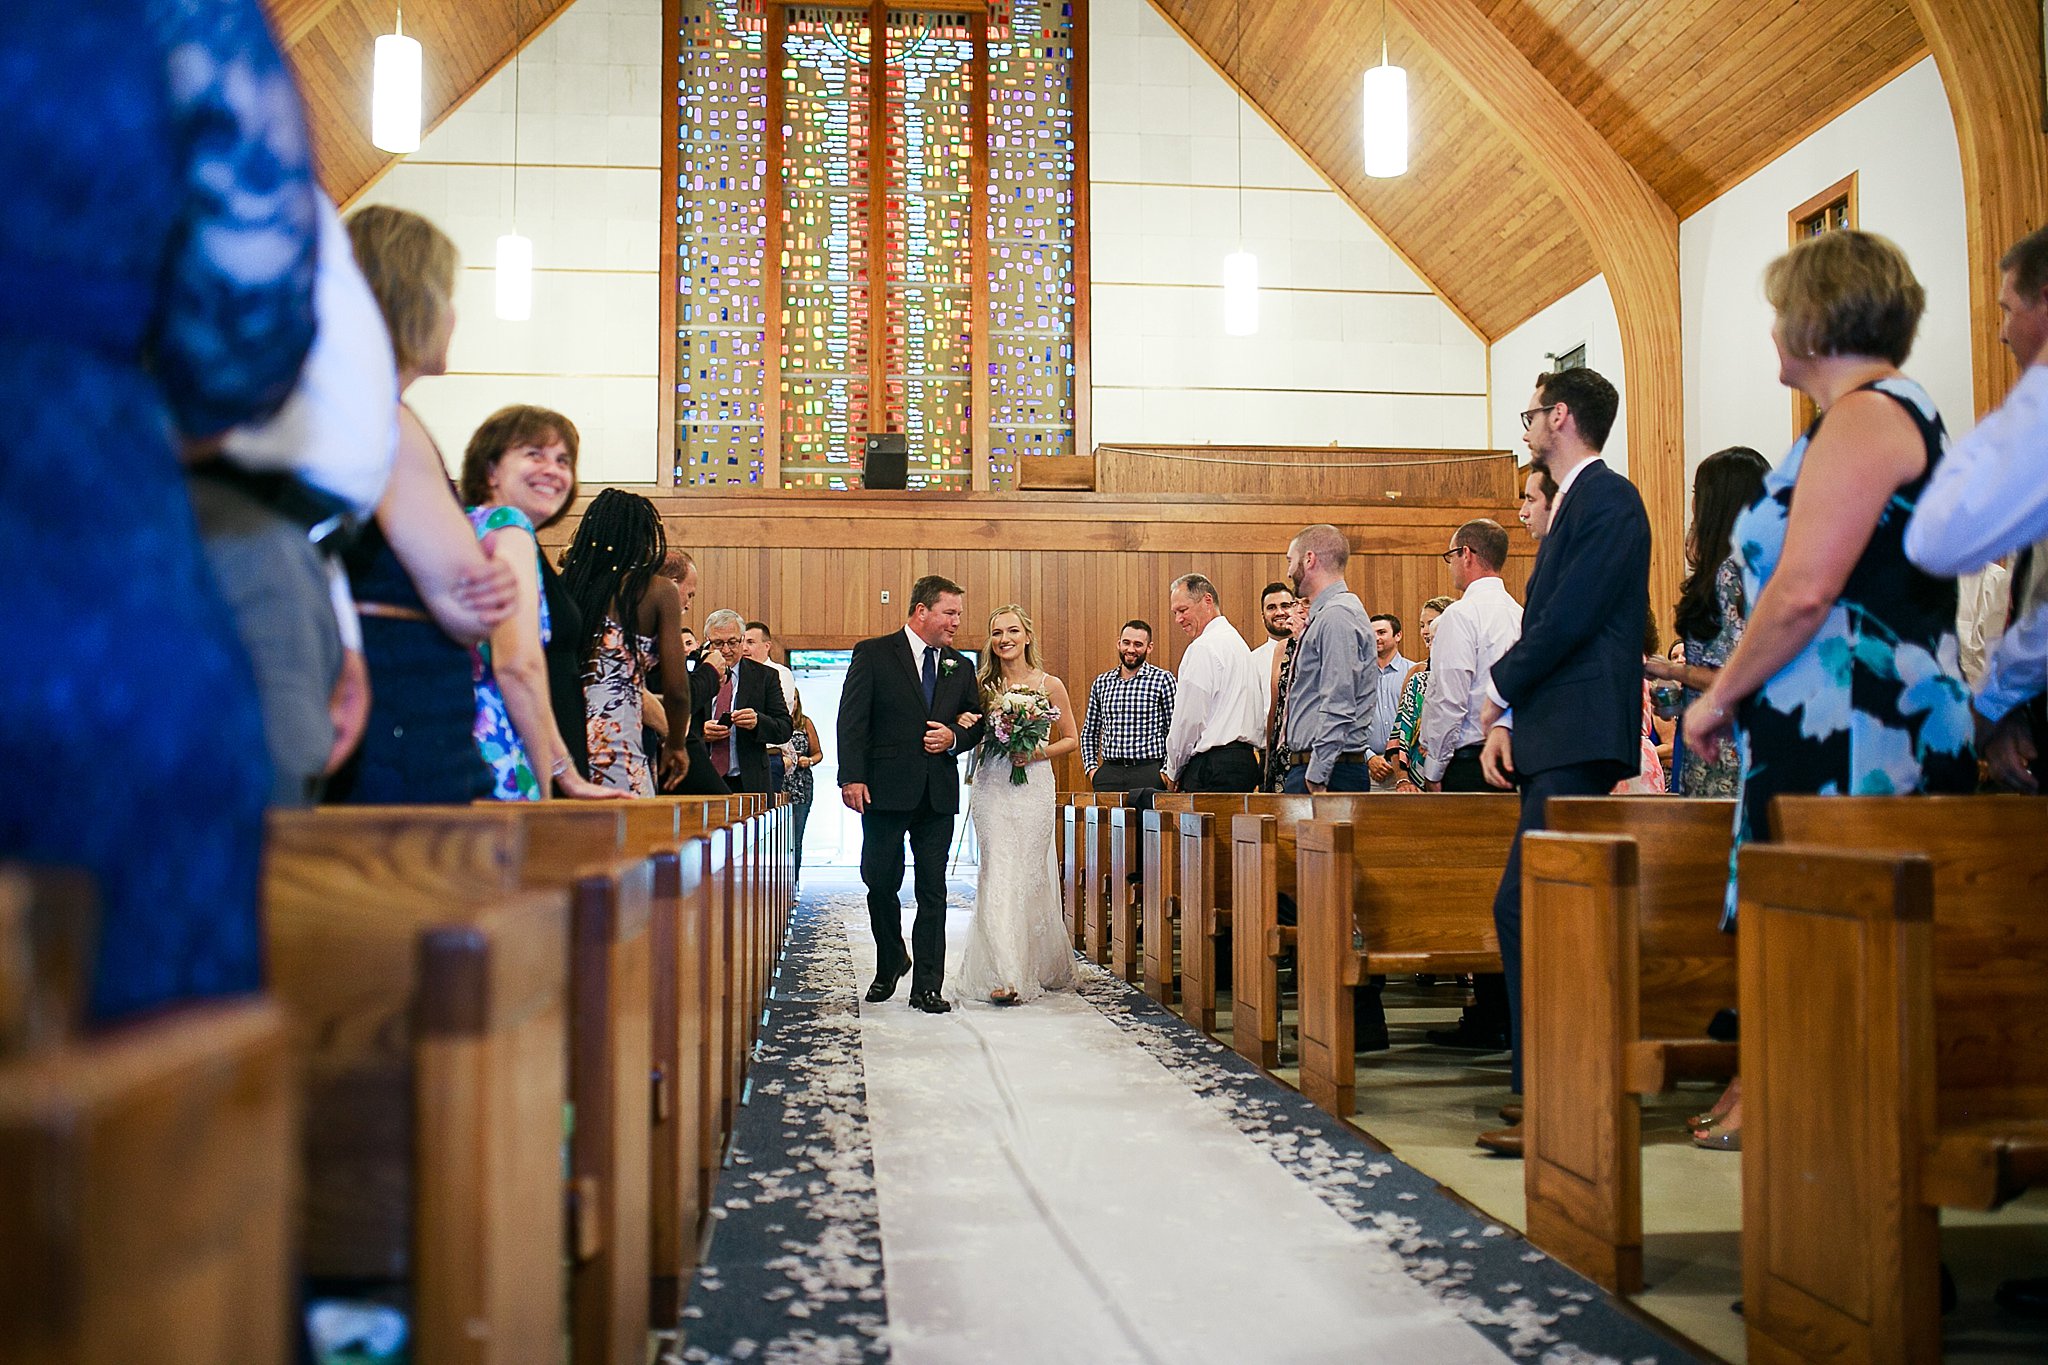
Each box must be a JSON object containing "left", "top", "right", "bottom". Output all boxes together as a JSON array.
[
  {"left": 1691, "top": 1122, "right": 1741, "bottom": 1151},
  {"left": 1687, "top": 1090, "right": 1738, "bottom": 1131}
]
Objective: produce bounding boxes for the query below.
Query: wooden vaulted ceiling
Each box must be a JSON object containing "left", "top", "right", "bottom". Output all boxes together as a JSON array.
[
  {"left": 1154, "top": 0, "right": 1927, "bottom": 339},
  {"left": 263, "top": 0, "right": 574, "bottom": 206}
]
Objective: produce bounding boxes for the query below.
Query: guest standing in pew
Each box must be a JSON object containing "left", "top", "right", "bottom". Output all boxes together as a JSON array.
[
  {"left": 1260, "top": 595, "right": 1309, "bottom": 791},
  {"left": 459, "top": 406, "right": 624, "bottom": 801},
  {"left": 746, "top": 621, "right": 799, "bottom": 794},
  {"left": 1385, "top": 594, "right": 1452, "bottom": 792},
  {"left": 1683, "top": 232, "right": 1977, "bottom": 1152},
  {"left": 1474, "top": 367, "right": 1652, "bottom": 1158},
  {"left": 1517, "top": 465, "right": 1557, "bottom": 542},
  {"left": 1248, "top": 581, "right": 1297, "bottom": 739},
  {"left": 560, "top": 489, "right": 693, "bottom": 796},
  {"left": 1908, "top": 223, "right": 2048, "bottom": 797},
  {"left": 784, "top": 691, "right": 823, "bottom": 892},
  {"left": 1415, "top": 523, "right": 1524, "bottom": 1053},
  {"left": 1365, "top": 614, "right": 1415, "bottom": 791},
  {"left": 0, "top": 0, "right": 317, "bottom": 1022},
  {"left": 1161, "top": 575, "right": 1264, "bottom": 793},
  {"left": 670, "top": 636, "right": 733, "bottom": 796},
  {"left": 699, "top": 609, "right": 794, "bottom": 796},
  {"left": 1644, "top": 447, "right": 1769, "bottom": 798},
  {"left": 1078, "top": 620, "right": 1176, "bottom": 794},
  {"left": 332, "top": 207, "right": 520, "bottom": 806},
  {"left": 646, "top": 552, "right": 700, "bottom": 780}
]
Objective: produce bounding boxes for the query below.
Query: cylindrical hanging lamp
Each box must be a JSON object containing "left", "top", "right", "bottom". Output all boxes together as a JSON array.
[
  {"left": 1223, "top": 250, "right": 1259, "bottom": 337},
  {"left": 1361, "top": 61, "right": 1409, "bottom": 178},
  {"left": 371, "top": 12, "right": 422, "bottom": 154},
  {"left": 495, "top": 233, "right": 533, "bottom": 322}
]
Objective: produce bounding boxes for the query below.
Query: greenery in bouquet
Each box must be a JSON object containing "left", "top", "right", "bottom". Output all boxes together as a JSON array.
[{"left": 980, "top": 686, "right": 1060, "bottom": 785}]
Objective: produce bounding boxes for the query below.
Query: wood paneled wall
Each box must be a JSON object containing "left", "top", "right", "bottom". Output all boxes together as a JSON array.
[
  {"left": 1092, "top": 445, "right": 1516, "bottom": 504},
  {"left": 541, "top": 489, "right": 1530, "bottom": 790}
]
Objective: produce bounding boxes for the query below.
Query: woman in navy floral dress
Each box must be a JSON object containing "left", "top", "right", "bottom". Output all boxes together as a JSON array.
[
  {"left": 1683, "top": 231, "right": 1975, "bottom": 1149},
  {"left": 0, "top": 1, "right": 317, "bottom": 1022}
]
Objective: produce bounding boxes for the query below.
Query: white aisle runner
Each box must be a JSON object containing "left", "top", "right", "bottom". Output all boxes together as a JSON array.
[{"left": 850, "top": 903, "right": 1509, "bottom": 1365}]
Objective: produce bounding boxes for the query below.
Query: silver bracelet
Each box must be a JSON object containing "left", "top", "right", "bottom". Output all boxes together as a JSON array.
[{"left": 551, "top": 757, "right": 570, "bottom": 779}]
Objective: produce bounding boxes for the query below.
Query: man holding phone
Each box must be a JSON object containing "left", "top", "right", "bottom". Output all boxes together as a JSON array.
[{"left": 698, "top": 608, "right": 793, "bottom": 795}]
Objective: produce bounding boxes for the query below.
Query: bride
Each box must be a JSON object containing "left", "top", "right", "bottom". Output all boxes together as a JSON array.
[{"left": 952, "top": 604, "right": 1081, "bottom": 1005}]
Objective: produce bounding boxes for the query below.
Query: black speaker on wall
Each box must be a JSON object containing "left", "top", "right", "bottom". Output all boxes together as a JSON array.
[{"left": 863, "top": 433, "right": 908, "bottom": 490}]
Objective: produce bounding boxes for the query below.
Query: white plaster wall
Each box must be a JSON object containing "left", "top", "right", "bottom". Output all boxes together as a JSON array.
[
  {"left": 1090, "top": 0, "right": 1489, "bottom": 449},
  {"left": 352, "top": 0, "right": 664, "bottom": 486},
  {"left": 1681, "top": 57, "right": 1971, "bottom": 486},
  {"left": 1487, "top": 273, "right": 1627, "bottom": 475}
]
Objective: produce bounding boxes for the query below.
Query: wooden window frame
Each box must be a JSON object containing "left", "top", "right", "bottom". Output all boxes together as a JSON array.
[{"left": 1787, "top": 173, "right": 1858, "bottom": 436}]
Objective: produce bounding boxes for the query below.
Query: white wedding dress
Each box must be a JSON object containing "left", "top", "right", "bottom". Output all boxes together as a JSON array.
[{"left": 953, "top": 745, "right": 1078, "bottom": 1004}]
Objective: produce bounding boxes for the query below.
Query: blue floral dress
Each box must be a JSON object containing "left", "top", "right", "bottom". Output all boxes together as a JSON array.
[
  {"left": 1725, "top": 376, "right": 1977, "bottom": 926},
  {"left": 468, "top": 505, "right": 550, "bottom": 800},
  {"left": 0, "top": 1, "right": 317, "bottom": 1021}
]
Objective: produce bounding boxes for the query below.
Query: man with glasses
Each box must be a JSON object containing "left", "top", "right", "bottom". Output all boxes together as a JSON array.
[
  {"left": 1473, "top": 368, "right": 1651, "bottom": 1158},
  {"left": 697, "top": 608, "right": 793, "bottom": 796}
]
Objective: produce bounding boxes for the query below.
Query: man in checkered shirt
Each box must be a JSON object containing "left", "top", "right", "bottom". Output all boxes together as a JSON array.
[{"left": 1078, "top": 619, "right": 1176, "bottom": 794}]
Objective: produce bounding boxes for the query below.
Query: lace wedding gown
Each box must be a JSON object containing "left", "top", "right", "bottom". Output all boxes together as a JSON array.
[{"left": 953, "top": 750, "right": 1078, "bottom": 1004}]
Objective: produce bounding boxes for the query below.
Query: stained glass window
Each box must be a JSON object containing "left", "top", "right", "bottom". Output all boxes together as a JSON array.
[{"left": 672, "top": 0, "right": 1080, "bottom": 490}]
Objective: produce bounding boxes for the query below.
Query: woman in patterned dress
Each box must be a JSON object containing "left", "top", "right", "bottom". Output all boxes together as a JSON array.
[
  {"left": 1682, "top": 231, "right": 1976, "bottom": 1149},
  {"left": 458, "top": 406, "right": 623, "bottom": 801},
  {"left": 561, "top": 488, "right": 694, "bottom": 795},
  {"left": 1387, "top": 595, "right": 1453, "bottom": 791},
  {"left": 783, "top": 691, "right": 823, "bottom": 890},
  {"left": 1646, "top": 446, "right": 1770, "bottom": 797}
]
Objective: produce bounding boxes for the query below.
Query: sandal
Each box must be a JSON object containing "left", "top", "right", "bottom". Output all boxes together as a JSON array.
[{"left": 990, "top": 988, "right": 1020, "bottom": 1006}]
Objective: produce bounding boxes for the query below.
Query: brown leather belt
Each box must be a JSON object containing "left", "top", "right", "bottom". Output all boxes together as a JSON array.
[
  {"left": 1284, "top": 749, "right": 1369, "bottom": 768},
  {"left": 357, "top": 601, "right": 433, "bottom": 623}
]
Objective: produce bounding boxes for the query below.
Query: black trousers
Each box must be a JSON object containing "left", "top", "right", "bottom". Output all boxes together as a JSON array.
[
  {"left": 1092, "top": 758, "right": 1166, "bottom": 794},
  {"left": 861, "top": 795, "right": 954, "bottom": 995},
  {"left": 1179, "top": 740, "right": 1259, "bottom": 793},
  {"left": 1492, "top": 758, "right": 1631, "bottom": 1092},
  {"left": 1438, "top": 743, "right": 1509, "bottom": 1034}
]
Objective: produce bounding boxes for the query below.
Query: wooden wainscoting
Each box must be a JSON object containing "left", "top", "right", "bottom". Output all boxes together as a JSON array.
[{"left": 1091, "top": 445, "right": 1516, "bottom": 505}]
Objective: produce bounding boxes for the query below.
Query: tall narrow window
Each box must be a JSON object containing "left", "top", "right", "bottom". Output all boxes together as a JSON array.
[
  {"left": 671, "top": 0, "right": 1082, "bottom": 490},
  {"left": 1788, "top": 172, "right": 1857, "bottom": 436}
]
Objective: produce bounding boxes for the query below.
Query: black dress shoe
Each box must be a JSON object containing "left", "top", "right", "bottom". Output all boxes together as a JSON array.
[
  {"left": 1993, "top": 1273, "right": 2044, "bottom": 1318},
  {"left": 909, "top": 991, "right": 952, "bottom": 1014},
  {"left": 1425, "top": 1022, "right": 1509, "bottom": 1050},
  {"left": 866, "top": 962, "right": 909, "bottom": 1003}
]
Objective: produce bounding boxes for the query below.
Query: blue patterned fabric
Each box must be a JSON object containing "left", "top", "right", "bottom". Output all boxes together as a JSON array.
[
  {"left": 1725, "top": 376, "right": 1977, "bottom": 926},
  {"left": 0, "top": 0, "right": 317, "bottom": 1020},
  {"left": 467, "top": 504, "right": 550, "bottom": 801}
]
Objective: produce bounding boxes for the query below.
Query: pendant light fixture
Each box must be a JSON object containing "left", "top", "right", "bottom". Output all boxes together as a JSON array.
[
  {"left": 496, "top": 0, "right": 533, "bottom": 321},
  {"left": 1222, "top": 0, "right": 1258, "bottom": 336},
  {"left": 371, "top": 5, "right": 423, "bottom": 154},
  {"left": 1361, "top": 0, "right": 1408, "bottom": 178}
]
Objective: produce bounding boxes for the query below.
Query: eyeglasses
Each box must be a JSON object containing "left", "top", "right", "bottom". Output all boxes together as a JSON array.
[
  {"left": 1440, "top": 546, "right": 1468, "bottom": 563},
  {"left": 707, "top": 637, "right": 743, "bottom": 651},
  {"left": 1519, "top": 405, "right": 1555, "bottom": 431}
]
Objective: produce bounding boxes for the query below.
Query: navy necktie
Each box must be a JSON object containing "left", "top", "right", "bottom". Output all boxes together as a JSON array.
[{"left": 921, "top": 645, "right": 937, "bottom": 710}]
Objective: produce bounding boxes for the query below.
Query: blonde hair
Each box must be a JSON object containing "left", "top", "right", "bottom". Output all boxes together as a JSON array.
[
  {"left": 1764, "top": 229, "right": 1924, "bottom": 366},
  {"left": 346, "top": 205, "right": 459, "bottom": 374},
  {"left": 976, "top": 603, "right": 1044, "bottom": 699}
]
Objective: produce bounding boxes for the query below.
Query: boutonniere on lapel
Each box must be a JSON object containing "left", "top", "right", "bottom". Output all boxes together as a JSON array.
[{"left": 940, "top": 657, "right": 961, "bottom": 677}]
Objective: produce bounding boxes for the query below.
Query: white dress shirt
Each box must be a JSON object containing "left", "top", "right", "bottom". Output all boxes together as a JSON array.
[
  {"left": 1977, "top": 545, "right": 2048, "bottom": 723},
  {"left": 1907, "top": 365, "right": 2048, "bottom": 575},
  {"left": 1249, "top": 637, "right": 1282, "bottom": 731},
  {"left": 1419, "top": 576, "right": 1525, "bottom": 782},
  {"left": 1164, "top": 614, "right": 1264, "bottom": 782}
]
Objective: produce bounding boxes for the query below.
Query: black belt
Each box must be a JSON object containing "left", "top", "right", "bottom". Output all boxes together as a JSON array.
[
  {"left": 1103, "top": 756, "right": 1165, "bottom": 766},
  {"left": 1452, "top": 742, "right": 1486, "bottom": 759},
  {"left": 1284, "top": 749, "right": 1368, "bottom": 769}
]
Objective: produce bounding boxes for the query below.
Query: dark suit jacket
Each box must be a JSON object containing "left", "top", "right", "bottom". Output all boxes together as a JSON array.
[
  {"left": 700, "top": 656, "right": 792, "bottom": 795},
  {"left": 1487, "top": 458, "right": 1652, "bottom": 777},
  {"left": 836, "top": 630, "right": 986, "bottom": 814}
]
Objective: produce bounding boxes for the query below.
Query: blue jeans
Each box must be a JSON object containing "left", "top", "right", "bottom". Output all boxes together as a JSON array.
[{"left": 1280, "top": 760, "right": 1371, "bottom": 794}]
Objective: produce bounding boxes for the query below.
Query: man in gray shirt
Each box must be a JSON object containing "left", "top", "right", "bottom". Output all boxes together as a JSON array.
[{"left": 1276, "top": 523, "right": 1377, "bottom": 794}]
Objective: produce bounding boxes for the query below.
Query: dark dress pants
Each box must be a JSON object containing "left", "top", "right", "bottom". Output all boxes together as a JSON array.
[
  {"left": 862, "top": 795, "right": 953, "bottom": 995},
  {"left": 1493, "top": 759, "right": 1630, "bottom": 1093},
  {"left": 1439, "top": 744, "right": 1509, "bottom": 1036},
  {"left": 1179, "top": 741, "right": 1259, "bottom": 793},
  {"left": 1092, "top": 759, "right": 1165, "bottom": 794},
  {"left": 1277, "top": 760, "right": 1383, "bottom": 1042}
]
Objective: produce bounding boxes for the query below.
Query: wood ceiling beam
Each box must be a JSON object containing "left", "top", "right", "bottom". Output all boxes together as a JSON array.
[
  {"left": 1903, "top": 0, "right": 2048, "bottom": 419},
  {"left": 1391, "top": 0, "right": 1683, "bottom": 619}
]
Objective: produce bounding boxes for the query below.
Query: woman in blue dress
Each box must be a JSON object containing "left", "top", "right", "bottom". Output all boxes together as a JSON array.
[
  {"left": 1683, "top": 230, "right": 1976, "bottom": 1149},
  {"left": 0, "top": 1, "right": 318, "bottom": 1021}
]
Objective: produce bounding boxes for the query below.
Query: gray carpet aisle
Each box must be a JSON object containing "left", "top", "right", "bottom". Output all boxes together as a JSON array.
[{"left": 670, "top": 877, "right": 1705, "bottom": 1365}]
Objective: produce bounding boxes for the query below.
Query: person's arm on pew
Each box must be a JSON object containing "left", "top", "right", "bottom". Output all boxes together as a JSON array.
[{"left": 481, "top": 520, "right": 626, "bottom": 800}]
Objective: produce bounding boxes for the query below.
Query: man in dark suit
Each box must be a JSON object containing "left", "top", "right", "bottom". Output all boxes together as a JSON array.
[
  {"left": 697, "top": 608, "right": 793, "bottom": 796},
  {"left": 1474, "top": 367, "right": 1652, "bottom": 1158},
  {"left": 837, "top": 575, "right": 986, "bottom": 1013}
]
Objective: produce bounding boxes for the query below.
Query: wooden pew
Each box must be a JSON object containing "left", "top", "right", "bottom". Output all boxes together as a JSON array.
[
  {"left": 1296, "top": 794, "right": 1520, "bottom": 1118},
  {"left": 1218, "top": 794, "right": 1316, "bottom": 1059},
  {"left": 264, "top": 809, "right": 571, "bottom": 1365},
  {"left": 1742, "top": 797, "right": 2048, "bottom": 1365},
  {"left": 1104, "top": 804, "right": 1142, "bottom": 982},
  {"left": 0, "top": 867, "right": 297, "bottom": 1365},
  {"left": 1060, "top": 793, "right": 1095, "bottom": 949},
  {"left": 1519, "top": 798, "right": 1738, "bottom": 1293},
  {"left": 1139, "top": 795, "right": 1249, "bottom": 1009},
  {"left": 1081, "top": 795, "right": 1125, "bottom": 965}
]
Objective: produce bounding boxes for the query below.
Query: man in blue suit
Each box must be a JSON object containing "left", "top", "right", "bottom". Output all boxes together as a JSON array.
[{"left": 1473, "top": 367, "right": 1652, "bottom": 1158}]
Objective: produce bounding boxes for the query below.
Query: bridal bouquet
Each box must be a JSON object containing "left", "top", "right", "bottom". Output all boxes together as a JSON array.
[{"left": 980, "top": 686, "right": 1060, "bottom": 785}]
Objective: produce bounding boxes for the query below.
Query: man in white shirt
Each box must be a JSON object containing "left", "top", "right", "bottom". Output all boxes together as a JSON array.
[
  {"left": 1162, "top": 573, "right": 1264, "bottom": 792},
  {"left": 1907, "top": 225, "right": 2048, "bottom": 796},
  {"left": 1248, "top": 580, "right": 1296, "bottom": 732},
  {"left": 1420, "top": 520, "right": 1525, "bottom": 794}
]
